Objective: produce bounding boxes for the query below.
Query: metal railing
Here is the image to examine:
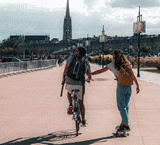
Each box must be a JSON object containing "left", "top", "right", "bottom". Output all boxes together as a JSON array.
[{"left": 0, "top": 59, "right": 56, "bottom": 77}]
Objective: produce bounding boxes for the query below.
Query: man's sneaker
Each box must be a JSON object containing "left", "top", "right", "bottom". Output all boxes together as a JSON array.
[
  {"left": 81, "top": 120, "right": 88, "bottom": 127},
  {"left": 67, "top": 105, "right": 73, "bottom": 114}
]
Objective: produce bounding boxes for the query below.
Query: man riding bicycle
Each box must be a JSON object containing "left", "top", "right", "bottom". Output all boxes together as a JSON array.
[{"left": 62, "top": 46, "right": 91, "bottom": 127}]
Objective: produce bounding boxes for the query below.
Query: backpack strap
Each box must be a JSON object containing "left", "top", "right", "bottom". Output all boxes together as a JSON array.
[{"left": 66, "top": 55, "right": 76, "bottom": 75}]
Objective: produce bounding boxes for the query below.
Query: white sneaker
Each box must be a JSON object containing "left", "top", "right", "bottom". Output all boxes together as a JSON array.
[{"left": 81, "top": 121, "right": 88, "bottom": 127}]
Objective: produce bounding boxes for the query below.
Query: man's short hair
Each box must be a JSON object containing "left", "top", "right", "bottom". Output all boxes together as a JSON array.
[{"left": 77, "top": 46, "right": 86, "bottom": 57}]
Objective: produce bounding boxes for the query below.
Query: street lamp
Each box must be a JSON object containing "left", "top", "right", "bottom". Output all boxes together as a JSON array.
[
  {"left": 99, "top": 35, "right": 106, "bottom": 68},
  {"left": 133, "top": 6, "right": 146, "bottom": 77},
  {"left": 85, "top": 39, "right": 90, "bottom": 55},
  {"left": 72, "top": 45, "right": 75, "bottom": 53}
]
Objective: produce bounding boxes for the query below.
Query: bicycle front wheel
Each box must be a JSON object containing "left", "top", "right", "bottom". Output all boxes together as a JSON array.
[{"left": 75, "top": 120, "right": 79, "bottom": 136}]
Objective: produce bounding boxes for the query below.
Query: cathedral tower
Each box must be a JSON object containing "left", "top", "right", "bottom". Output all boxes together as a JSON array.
[{"left": 63, "top": 0, "right": 72, "bottom": 40}]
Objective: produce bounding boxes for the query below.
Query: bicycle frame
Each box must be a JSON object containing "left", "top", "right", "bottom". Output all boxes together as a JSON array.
[{"left": 71, "top": 89, "right": 81, "bottom": 136}]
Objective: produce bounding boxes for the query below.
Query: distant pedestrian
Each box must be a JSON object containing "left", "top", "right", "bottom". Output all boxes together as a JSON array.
[
  {"left": 48, "top": 55, "right": 51, "bottom": 59},
  {"left": 44, "top": 55, "right": 47, "bottom": 60},
  {"left": 91, "top": 49, "right": 140, "bottom": 132},
  {"left": 58, "top": 57, "right": 62, "bottom": 67},
  {"left": 98, "top": 55, "right": 102, "bottom": 65}
]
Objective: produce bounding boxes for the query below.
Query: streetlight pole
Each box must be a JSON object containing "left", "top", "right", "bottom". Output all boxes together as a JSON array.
[
  {"left": 99, "top": 25, "right": 106, "bottom": 69},
  {"left": 99, "top": 35, "right": 105, "bottom": 68},
  {"left": 102, "top": 42, "right": 104, "bottom": 68},
  {"left": 134, "top": 6, "right": 145, "bottom": 77},
  {"left": 137, "top": 32, "right": 140, "bottom": 77},
  {"left": 85, "top": 38, "right": 90, "bottom": 55},
  {"left": 137, "top": 6, "right": 142, "bottom": 77}
]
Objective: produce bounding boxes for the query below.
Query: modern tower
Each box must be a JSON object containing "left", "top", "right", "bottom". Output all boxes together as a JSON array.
[{"left": 63, "top": 0, "right": 72, "bottom": 40}]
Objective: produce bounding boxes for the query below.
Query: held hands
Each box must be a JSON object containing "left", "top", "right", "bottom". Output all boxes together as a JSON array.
[
  {"left": 85, "top": 74, "right": 92, "bottom": 83},
  {"left": 85, "top": 77, "right": 90, "bottom": 83}
]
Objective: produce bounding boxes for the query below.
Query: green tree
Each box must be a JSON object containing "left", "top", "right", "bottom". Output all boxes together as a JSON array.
[
  {"left": 140, "top": 45, "right": 152, "bottom": 53},
  {"left": 37, "top": 48, "right": 45, "bottom": 55},
  {"left": 0, "top": 38, "right": 21, "bottom": 56},
  {"left": 104, "top": 47, "right": 112, "bottom": 55}
]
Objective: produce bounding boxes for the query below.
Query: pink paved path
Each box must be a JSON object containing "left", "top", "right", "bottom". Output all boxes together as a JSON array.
[{"left": 0, "top": 64, "right": 160, "bottom": 145}]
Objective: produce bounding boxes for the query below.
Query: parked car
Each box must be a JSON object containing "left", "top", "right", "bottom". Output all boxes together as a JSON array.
[{"left": 0, "top": 57, "right": 22, "bottom": 63}]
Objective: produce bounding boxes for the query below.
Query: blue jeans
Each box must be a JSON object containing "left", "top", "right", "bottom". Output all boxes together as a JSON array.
[{"left": 116, "top": 82, "right": 132, "bottom": 124}]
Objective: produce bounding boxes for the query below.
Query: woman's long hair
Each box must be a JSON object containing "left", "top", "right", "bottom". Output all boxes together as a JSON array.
[{"left": 113, "top": 49, "right": 131, "bottom": 71}]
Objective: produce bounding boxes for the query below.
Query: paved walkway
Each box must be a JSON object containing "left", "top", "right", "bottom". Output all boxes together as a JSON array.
[{"left": 0, "top": 63, "right": 160, "bottom": 145}]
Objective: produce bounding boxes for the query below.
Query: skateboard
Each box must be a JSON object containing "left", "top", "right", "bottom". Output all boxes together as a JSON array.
[{"left": 115, "top": 126, "right": 129, "bottom": 137}]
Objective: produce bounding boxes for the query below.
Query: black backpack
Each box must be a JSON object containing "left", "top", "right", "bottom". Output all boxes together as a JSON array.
[{"left": 67, "top": 56, "right": 85, "bottom": 81}]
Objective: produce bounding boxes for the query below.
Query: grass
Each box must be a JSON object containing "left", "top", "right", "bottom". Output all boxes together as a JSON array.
[
  {"left": 132, "top": 64, "right": 158, "bottom": 69},
  {"left": 141, "top": 69, "right": 160, "bottom": 73}
]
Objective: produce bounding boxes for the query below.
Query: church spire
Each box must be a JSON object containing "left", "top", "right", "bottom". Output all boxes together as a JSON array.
[
  {"left": 102, "top": 25, "right": 105, "bottom": 35},
  {"left": 63, "top": 0, "right": 72, "bottom": 40},
  {"left": 65, "top": 0, "right": 70, "bottom": 19}
]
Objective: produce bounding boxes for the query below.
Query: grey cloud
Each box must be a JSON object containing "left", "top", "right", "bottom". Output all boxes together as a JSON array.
[
  {"left": 83, "top": 0, "right": 98, "bottom": 9},
  {"left": 72, "top": 11, "right": 104, "bottom": 37},
  {"left": 72, "top": 10, "right": 134, "bottom": 37},
  {"left": 108, "top": 0, "right": 160, "bottom": 8},
  {"left": 0, "top": 4, "right": 65, "bottom": 40}
]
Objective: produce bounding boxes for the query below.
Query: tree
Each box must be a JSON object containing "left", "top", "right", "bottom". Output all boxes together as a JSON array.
[
  {"left": 37, "top": 48, "right": 45, "bottom": 55},
  {"left": 0, "top": 38, "right": 21, "bottom": 56},
  {"left": 104, "top": 47, "right": 112, "bottom": 55},
  {"left": 140, "top": 45, "right": 152, "bottom": 53}
]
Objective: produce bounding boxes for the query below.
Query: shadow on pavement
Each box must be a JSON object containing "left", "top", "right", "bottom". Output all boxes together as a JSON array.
[
  {"left": 1, "top": 130, "right": 118, "bottom": 145},
  {"left": 93, "top": 78, "right": 110, "bottom": 81},
  {"left": 2, "top": 129, "right": 78, "bottom": 145},
  {"left": 56, "top": 135, "right": 116, "bottom": 145}
]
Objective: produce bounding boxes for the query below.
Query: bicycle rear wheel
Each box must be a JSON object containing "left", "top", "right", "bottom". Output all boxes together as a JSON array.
[{"left": 75, "top": 120, "right": 79, "bottom": 136}]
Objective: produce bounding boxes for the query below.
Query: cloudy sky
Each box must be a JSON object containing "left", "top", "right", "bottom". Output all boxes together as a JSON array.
[{"left": 0, "top": 0, "right": 160, "bottom": 41}]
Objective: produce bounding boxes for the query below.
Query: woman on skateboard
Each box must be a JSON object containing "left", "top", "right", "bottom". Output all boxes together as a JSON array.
[{"left": 91, "top": 49, "right": 140, "bottom": 131}]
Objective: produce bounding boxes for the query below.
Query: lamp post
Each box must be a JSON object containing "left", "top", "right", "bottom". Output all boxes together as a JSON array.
[
  {"left": 72, "top": 45, "right": 75, "bottom": 54},
  {"left": 85, "top": 39, "right": 90, "bottom": 55},
  {"left": 137, "top": 7, "right": 142, "bottom": 77},
  {"left": 99, "top": 35, "right": 106, "bottom": 68},
  {"left": 133, "top": 6, "right": 146, "bottom": 77}
]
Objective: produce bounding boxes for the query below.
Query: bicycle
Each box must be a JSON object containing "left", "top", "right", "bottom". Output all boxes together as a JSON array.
[
  {"left": 71, "top": 89, "right": 81, "bottom": 136},
  {"left": 60, "top": 77, "right": 92, "bottom": 136}
]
